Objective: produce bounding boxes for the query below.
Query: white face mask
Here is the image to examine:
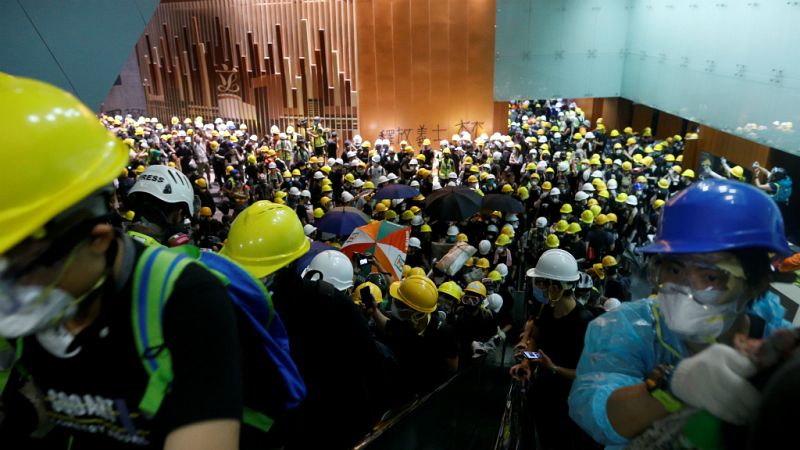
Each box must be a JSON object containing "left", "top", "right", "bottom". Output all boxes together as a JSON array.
[
  {"left": 655, "top": 282, "right": 740, "bottom": 343},
  {"left": 36, "top": 324, "right": 81, "bottom": 358}
]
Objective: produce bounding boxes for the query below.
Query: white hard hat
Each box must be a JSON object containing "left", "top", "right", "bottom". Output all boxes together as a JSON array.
[
  {"left": 411, "top": 215, "right": 424, "bottom": 226},
  {"left": 440, "top": 139, "right": 449, "bottom": 147},
  {"left": 550, "top": 187, "right": 561, "bottom": 196},
  {"left": 372, "top": 155, "right": 381, "bottom": 163},
  {"left": 334, "top": 158, "right": 344, "bottom": 165},
  {"left": 526, "top": 249, "right": 579, "bottom": 281},
  {"left": 603, "top": 297, "right": 622, "bottom": 311},
  {"left": 303, "top": 224, "right": 317, "bottom": 236},
  {"left": 448, "top": 172, "right": 458, "bottom": 179},
  {"left": 538, "top": 136, "right": 548, "bottom": 143},
  {"left": 535, "top": 217, "right": 548, "bottom": 228},
  {"left": 447, "top": 225, "right": 459, "bottom": 236},
  {"left": 250, "top": 134, "right": 258, "bottom": 141},
  {"left": 409, "top": 237, "right": 421, "bottom": 249},
  {"left": 341, "top": 191, "right": 354, "bottom": 203},
  {"left": 353, "top": 179, "right": 365, "bottom": 188},
  {"left": 268, "top": 162, "right": 277, "bottom": 169},
  {"left": 553, "top": 132, "right": 562, "bottom": 139},
  {"left": 353, "top": 134, "right": 363, "bottom": 145},
  {"left": 301, "top": 189, "right": 311, "bottom": 198},
  {"left": 585, "top": 132, "right": 595, "bottom": 139},
  {"left": 495, "top": 263, "right": 509, "bottom": 278},
  {"left": 432, "top": 182, "right": 442, "bottom": 191},
  {"left": 410, "top": 180, "right": 420, "bottom": 187},
  {"left": 486, "top": 293, "right": 503, "bottom": 314},
  {"left": 314, "top": 171, "right": 324, "bottom": 180},
  {"left": 607, "top": 178, "right": 618, "bottom": 190},
  {"left": 493, "top": 151, "right": 503, "bottom": 161},
  {"left": 377, "top": 175, "right": 389, "bottom": 184},
  {"left": 478, "top": 240, "right": 492, "bottom": 255},
  {"left": 582, "top": 182, "right": 596, "bottom": 192},
  {"left": 487, "top": 224, "right": 499, "bottom": 234},
  {"left": 327, "top": 158, "right": 336, "bottom": 166},
  {"left": 575, "top": 191, "right": 589, "bottom": 202},
  {"left": 346, "top": 151, "right": 356, "bottom": 159},
  {"left": 387, "top": 173, "right": 398, "bottom": 181},
  {"left": 625, "top": 195, "right": 638, "bottom": 206},
  {"left": 613, "top": 159, "right": 623, "bottom": 166},
  {"left": 289, "top": 187, "right": 301, "bottom": 196},
  {"left": 279, "top": 133, "right": 287, "bottom": 139},
  {"left": 301, "top": 250, "right": 354, "bottom": 291},
  {"left": 591, "top": 170, "right": 604, "bottom": 179},
  {"left": 409, "top": 159, "right": 418, "bottom": 166},
  {"left": 537, "top": 161, "right": 548, "bottom": 171},
  {"left": 129, "top": 165, "right": 195, "bottom": 215},
  {"left": 557, "top": 161, "right": 568, "bottom": 172}
]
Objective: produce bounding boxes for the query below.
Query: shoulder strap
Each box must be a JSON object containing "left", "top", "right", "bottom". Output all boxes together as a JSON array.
[{"left": 131, "top": 245, "right": 195, "bottom": 418}]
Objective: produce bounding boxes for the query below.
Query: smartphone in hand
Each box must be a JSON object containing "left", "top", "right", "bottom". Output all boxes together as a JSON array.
[
  {"left": 522, "top": 351, "right": 541, "bottom": 360},
  {"left": 360, "top": 286, "right": 375, "bottom": 309}
]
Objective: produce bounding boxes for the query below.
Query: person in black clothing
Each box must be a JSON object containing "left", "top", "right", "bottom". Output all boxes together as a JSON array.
[
  {"left": 600, "top": 255, "right": 631, "bottom": 302},
  {"left": 452, "top": 281, "right": 497, "bottom": 368},
  {"left": 585, "top": 214, "right": 615, "bottom": 265},
  {"left": 369, "top": 275, "right": 459, "bottom": 401},
  {"left": 221, "top": 201, "right": 386, "bottom": 450},
  {"left": 510, "top": 249, "right": 597, "bottom": 450},
  {"left": 0, "top": 77, "right": 244, "bottom": 449}
]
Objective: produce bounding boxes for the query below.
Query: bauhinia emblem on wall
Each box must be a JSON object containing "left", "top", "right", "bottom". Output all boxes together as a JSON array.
[
  {"left": 216, "top": 64, "right": 240, "bottom": 94},
  {"left": 216, "top": 64, "right": 255, "bottom": 120}
]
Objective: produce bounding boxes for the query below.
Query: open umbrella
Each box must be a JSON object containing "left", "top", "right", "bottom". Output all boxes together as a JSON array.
[
  {"left": 315, "top": 207, "right": 369, "bottom": 236},
  {"left": 424, "top": 186, "right": 483, "bottom": 221},
  {"left": 295, "top": 240, "right": 335, "bottom": 274},
  {"left": 482, "top": 194, "right": 525, "bottom": 214},
  {"left": 373, "top": 183, "right": 421, "bottom": 200},
  {"left": 341, "top": 221, "right": 410, "bottom": 281}
]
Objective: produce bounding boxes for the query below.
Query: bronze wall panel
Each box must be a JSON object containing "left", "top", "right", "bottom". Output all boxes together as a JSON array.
[
  {"left": 136, "top": 0, "right": 358, "bottom": 138},
  {"left": 357, "top": 0, "right": 497, "bottom": 147}
]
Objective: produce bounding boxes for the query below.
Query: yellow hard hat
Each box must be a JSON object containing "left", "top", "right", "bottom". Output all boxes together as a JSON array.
[
  {"left": 199, "top": 206, "right": 213, "bottom": 217},
  {"left": 401, "top": 210, "right": 415, "bottom": 221},
  {"left": 408, "top": 267, "right": 427, "bottom": 277},
  {"left": 476, "top": 257, "right": 491, "bottom": 269},
  {"left": 566, "top": 222, "right": 582, "bottom": 235},
  {"left": 456, "top": 233, "right": 469, "bottom": 243},
  {"left": 0, "top": 73, "right": 128, "bottom": 254},
  {"left": 672, "top": 165, "right": 683, "bottom": 174},
  {"left": 587, "top": 198, "right": 599, "bottom": 208},
  {"left": 594, "top": 214, "right": 608, "bottom": 226},
  {"left": 501, "top": 224, "right": 515, "bottom": 237},
  {"left": 556, "top": 220, "right": 569, "bottom": 233},
  {"left": 468, "top": 175, "right": 478, "bottom": 184},
  {"left": 610, "top": 129, "right": 620, "bottom": 137},
  {"left": 654, "top": 199, "right": 666, "bottom": 209},
  {"left": 615, "top": 193, "right": 629, "bottom": 203},
  {"left": 123, "top": 210, "right": 136, "bottom": 221},
  {"left": 597, "top": 190, "right": 610, "bottom": 199},
  {"left": 292, "top": 169, "right": 301, "bottom": 176},
  {"left": 495, "top": 234, "right": 511, "bottom": 246},
  {"left": 658, "top": 178, "right": 670, "bottom": 189},
  {"left": 321, "top": 184, "right": 333, "bottom": 193},
  {"left": 364, "top": 181, "right": 375, "bottom": 190},
  {"left": 623, "top": 126, "right": 633, "bottom": 134},
  {"left": 344, "top": 173, "right": 356, "bottom": 183},
  {"left": 622, "top": 161, "right": 632, "bottom": 171},
  {"left": 602, "top": 255, "right": 618, "bottom": 267},
  {"left": 247, "top": 154, "right": 257, "bottom": 165},
  {"left": 464, "top": 281, "right": 488, "bottom": 298},
  {"left": 320, "top": 165, "right": 332, "bottom": 174},
  {"left": 545, "top": 234, "right": 559, "bottom": 248},
  {"left": 282, "top": 170, "right": 292, "bottom": 178},
  {"left": 730, "top": 165, "right": 745, "bottom": 179},
  {"left": 353, "top": 281, "right": 383, "bottom": 305},
  {"left": 390, "top": 275, "right": 438, "bottom": 313},
  {"left": 516, "top": 186, "right": 529, "bottom": 200},
  {"left": 421, "top": 224, "right": 432, "bottom": 233},
  {"left": 633, "top": 154, "right": 643, "bottom": 163},
  {"left": 438, "top": 281, "right": 463, "bottom": 300},
  {"left": 416, "top": 154, "right": 426, "bottom": 162},
  {"left": 580, "top": 210, "right": 595, "bottom": 225},
  {"left": 314, "top": 207, "right": 325, "bottom": 219},
  {"left": 676, "top": 155, "right": 684, "bottom": 163},
  {"left": 487, "top": 271, "right": 503, "bottom": 283},
  {"left": 542, "top": 181, "right": 552, "bottom": 191},
  {"left": 665, "top": 154, "right": 676, "bottom": 162},
  {"left": 470, "top": 166, "right": 480, "bottom": 173},
  {"left": 422, "top": 138, "right": 431, "bottom": 146},
  {"left": 501, "top": 184, "right": 513, "bottom": 193},
  {"left": 220, "top": 201, "right": 310, "bottom": 278},
  {"left": 409, "top": 206, "right": 421, "bottom": 214},
  {"left": 626, "top": 137, "right": 636, "bottom": 146},
  {"left": 384, "top": 210, "right": 397, "bottom": 220},
  {"left": 226, "top": 165, "right": 235, "bottom": 174},
  {"left": 606, "top": 212, "right": 618, "bottom": 223},
  {"left": 560, "top": 203, "right": 573, "bottom": 214},
  {"left": 464, "top": 257, "right": 475, "bottom": 267},
  {"left": 375, "top": 203, "right": 388, "bottom": 213}
]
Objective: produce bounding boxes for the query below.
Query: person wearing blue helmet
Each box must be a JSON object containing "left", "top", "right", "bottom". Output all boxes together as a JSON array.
[{"left": 568, "top": 179, "right": 793, "bottom": 449}]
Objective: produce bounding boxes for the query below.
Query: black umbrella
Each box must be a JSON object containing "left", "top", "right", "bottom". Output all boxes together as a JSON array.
[
  {"left": 482, "top": 193, "right": 525, "bottom": 214},
  {"left": 424, "top": 186, "right": 483, "bottom": 221}
]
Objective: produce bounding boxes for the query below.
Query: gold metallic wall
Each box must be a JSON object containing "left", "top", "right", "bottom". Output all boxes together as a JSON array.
[
  {"left": 136, "top": 0, "right": 358, "bottom": 137},
  {"left": 356, "top": 0, "right": 497, "bottom": 145},
  {"left": 135, "top": 0, "right": 498, "bottom": 143}
]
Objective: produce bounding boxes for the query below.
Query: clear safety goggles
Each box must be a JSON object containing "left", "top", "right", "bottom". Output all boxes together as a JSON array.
[
  {"left": 650, "top": 256, "right": 745, "bottom": 305},
  {"left": 461, "top": 294, "right": 482, "bottom": 307}
]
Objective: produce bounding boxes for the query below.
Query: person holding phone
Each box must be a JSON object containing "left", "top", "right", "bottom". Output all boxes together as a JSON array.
[
  {"left": 509, "top": 249, "right": 596, "bottom": 450},
  {"left": 568, "top": 179, "right": 793, "bottom": 449}
]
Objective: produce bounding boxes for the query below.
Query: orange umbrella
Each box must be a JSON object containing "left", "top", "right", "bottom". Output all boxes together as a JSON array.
[{"left": 341, "top": 221, "right": 410, "bottom": 281}]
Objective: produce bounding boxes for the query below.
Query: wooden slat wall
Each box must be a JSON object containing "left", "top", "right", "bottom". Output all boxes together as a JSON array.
[
  {"left": 356, "top": 0, "right": 497, "bottom": 147},
  {"left": 137, "top": 0, "right": 358, "bottom": 138}
]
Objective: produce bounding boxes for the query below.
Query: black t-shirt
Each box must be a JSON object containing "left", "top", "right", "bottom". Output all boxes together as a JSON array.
[{"left": 1, "top": 241, "right": 242, "bottom": 449}]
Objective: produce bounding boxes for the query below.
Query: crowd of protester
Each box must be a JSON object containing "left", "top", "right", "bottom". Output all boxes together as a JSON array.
[{"left": 2, "top": 71, "right": 799, "bottom": 450}]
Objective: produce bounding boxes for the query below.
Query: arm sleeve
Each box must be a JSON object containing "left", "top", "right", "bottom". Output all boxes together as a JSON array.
[
  {"left": 567, "top": 305, "right": 657, "bottom": 446},
  {"left": 161, "top": 263, "right": 242, "bottom": 432}
]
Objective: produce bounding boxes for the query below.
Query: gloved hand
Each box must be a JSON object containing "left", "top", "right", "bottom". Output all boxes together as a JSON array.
[
  {"left": 472, "top": 340, "right": 496, "bottom": 357},
  {"left": 670, "top": 343, "right": 760, "bottom": 425}
]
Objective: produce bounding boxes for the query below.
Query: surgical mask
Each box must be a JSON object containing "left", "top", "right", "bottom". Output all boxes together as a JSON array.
[
  {"left": 36, "top": 324, "right": 81, "bottom": 358},
  {"left": 531, "top": 286, "right": 548, "bottom": 304},
  {"left": 655, "top": 282, "right": 740, "bottom": 343},
  {"left": 390, "top": 301, "right": 430, "bottom": 334}
]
